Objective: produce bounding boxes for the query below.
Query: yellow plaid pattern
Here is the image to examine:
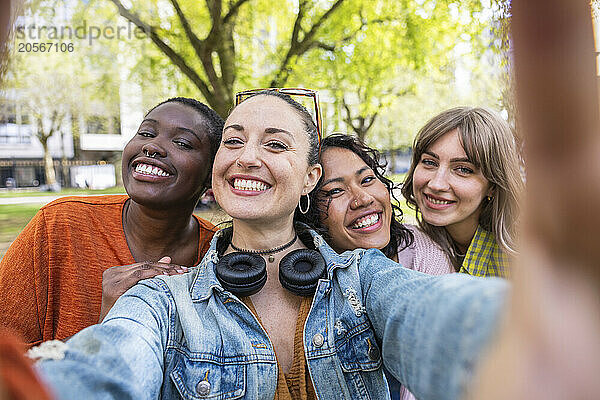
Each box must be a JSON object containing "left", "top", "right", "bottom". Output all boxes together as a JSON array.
[{"left": 459, "top": 225, "right": 510, "bottom": 278}]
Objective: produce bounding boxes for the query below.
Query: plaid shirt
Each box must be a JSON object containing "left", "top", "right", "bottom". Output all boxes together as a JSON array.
[{"left": 459, "top": 225, "right": 510, "bottom": 278}]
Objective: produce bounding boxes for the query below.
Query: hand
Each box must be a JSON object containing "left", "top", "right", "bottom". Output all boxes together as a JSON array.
[
  {"left": 469, "top": 2, "right": 600, "bottom": 399},
  {"left": 99, "top": 257, "right": 188, "bottom": 322}
]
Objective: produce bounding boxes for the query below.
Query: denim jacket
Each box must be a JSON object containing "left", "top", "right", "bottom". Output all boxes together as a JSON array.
[{"left": 37, "top": 229, "right": 508, "bottom": 400}]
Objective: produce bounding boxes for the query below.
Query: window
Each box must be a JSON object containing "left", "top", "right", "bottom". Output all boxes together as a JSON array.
[
  {"left": 0, "top": 102, "right": 16, "bottom": 124},
  {"left": 86, "top": 115, "right": 109, "bottom": 135},
  {"left": 112, "top": 116, "right": 121, "bottom": 135},
  {"left": 0, "top": 100, "right": 33, "bottom": 145}
]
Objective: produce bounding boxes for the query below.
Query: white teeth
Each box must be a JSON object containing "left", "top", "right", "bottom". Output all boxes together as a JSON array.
[
  {"left": 427, "top": 195, "right": 452, "bottom": 205},
  {"left": 135, "top": 163, "right": 169, "bottom": 177},
  {"left": 233, "top": 178, "right": 268, "bottom": 191},
  {"left": 352, "top": 213, "right": 380, "bottom": 229}
]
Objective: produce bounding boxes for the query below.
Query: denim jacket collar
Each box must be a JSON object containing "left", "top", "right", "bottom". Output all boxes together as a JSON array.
[{"left": 189, "top": 227, "right": 359, "bottom": 301}]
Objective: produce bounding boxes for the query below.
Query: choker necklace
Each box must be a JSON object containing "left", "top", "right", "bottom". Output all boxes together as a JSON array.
[{"left": 230, "top": 234, "right": 298, "bottom": 263}]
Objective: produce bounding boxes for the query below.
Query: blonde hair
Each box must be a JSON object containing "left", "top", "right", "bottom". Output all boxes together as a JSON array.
[{"left": 401, "top": 107, "right": 524, "bottom": 270}]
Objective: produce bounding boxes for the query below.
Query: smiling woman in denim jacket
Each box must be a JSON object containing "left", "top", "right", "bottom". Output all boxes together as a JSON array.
[{"left": 35, "top": 90, "right": 508, "bottom": 400}]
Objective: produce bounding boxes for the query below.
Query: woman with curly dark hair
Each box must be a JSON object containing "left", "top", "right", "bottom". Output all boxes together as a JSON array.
[
  {"left": 302, "top": 133, "right": 453, "bottom": 275},
  {"left": 301, "top": 133, "right": 454, "bottom": 400}
]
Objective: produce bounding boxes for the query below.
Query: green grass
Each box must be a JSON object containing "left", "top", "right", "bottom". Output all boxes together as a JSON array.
[
  {"left": 0, "top": 186, "right": 125, "bottom": 198},
  {"left": 388, "top": 173, "right": 406, "bottom": 184},
  {"left": 396, "top": 201, "right": 417, "bottom": 224},
  {"left": 0, "top": 204, "right": 42, "bottom": 259},
  {"left": 386, "top": 173, "right": 416, "bottom": 223},
  {"left": 0, "top": 187, "right": 126, "bottom": 198}
]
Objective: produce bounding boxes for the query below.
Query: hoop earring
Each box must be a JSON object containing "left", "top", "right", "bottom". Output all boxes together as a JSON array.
[
  {"left": 299, "top": 194, "right": 310, "bottom": 214},
  {"left": 487, "top": 196, "right": 493, "bottom": 201}
]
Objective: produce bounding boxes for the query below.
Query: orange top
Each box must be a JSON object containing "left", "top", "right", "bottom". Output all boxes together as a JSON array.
[
  {"left": 243, "top": 296, "right": 316, "bottom": 400},
  {"left": 0, "top": 195, "right": 216, "bottom": 346}
]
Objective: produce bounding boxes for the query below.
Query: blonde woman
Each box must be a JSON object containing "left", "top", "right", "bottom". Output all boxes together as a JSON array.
[{"left": 402, "top": 107, "right": 523, "bottom": 277}]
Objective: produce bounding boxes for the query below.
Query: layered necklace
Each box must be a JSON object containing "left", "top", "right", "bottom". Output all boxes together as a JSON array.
[{"left": 230, "top": 234, "right": 298, "bottom": 263}]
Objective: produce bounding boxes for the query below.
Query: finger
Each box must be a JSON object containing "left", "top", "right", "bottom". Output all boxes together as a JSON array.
[
  {"left": 146, "top": 263, "right": 189, "bottom": 273},
  {"left": 131, "top": 267, "right": 167, "bottom": 280},
  {"left": 111, "top": 261, "right": 158, "bottom": 272},
  {"left": 131, "top": 265, "right": 187, "bottom": 280},
  {"left": 105, "top": 263, "right": 139, "bottom": 273},
  {"left": 158, "top": 256, "right": 171, "bottom": 264}
]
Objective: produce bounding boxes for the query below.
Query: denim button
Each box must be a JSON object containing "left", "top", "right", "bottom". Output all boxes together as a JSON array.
[
  {"left": 367, "top": 341, "right": 380, "bottom": 361},
  {"left": 196, "top": 380, "right": 210, "bottom": 396},
  {"left": 312, "top": 333, "right": 324, "bottom": 348}
]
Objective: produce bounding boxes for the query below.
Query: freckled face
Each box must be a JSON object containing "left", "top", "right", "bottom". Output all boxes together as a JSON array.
[
  {"left": 319, "top": 148, "right": 392, "bottom": 253},
  {"left": 122, "top": 102, "right": 212, "bottom": 208},
  {"left": 211, "top": 95, "right": 321, "bottom": 223},
  {"left": 412, "top": 129, "right": 491, "bottom": 239}
]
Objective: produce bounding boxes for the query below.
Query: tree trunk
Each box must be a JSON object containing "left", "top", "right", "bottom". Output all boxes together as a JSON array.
[
  {"left": 60, "top": 129, "right": 69, "bottom": 187},
  {"left": 41, "top": 139, "right": 57, "bottom": 187}
]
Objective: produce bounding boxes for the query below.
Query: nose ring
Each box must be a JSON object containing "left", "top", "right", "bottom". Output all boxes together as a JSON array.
[
  {"left": 354, "top": 199, "right": 359, "bottom": 207},
  {"left": 144, "top": 149, "right": 157, "bottom": 158}
]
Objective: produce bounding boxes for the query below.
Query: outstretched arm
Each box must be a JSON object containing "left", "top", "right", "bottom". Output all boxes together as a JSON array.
[
  {"left": 360, "top": 249, "right": 509, "bottom": 400},
  {"left": 470, "top": 1, "right": 600, "bottom": 398},
  {"left": 35, "top": 279, "right": 173, "bottom": 399}
]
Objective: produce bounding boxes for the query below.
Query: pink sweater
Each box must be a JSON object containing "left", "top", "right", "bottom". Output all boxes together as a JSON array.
[
  {"left": 396, "top": 224, "right": 455, "bottom": 400},
  {"left": 397, "top": 224, "right": 455, "bottom": 275}
]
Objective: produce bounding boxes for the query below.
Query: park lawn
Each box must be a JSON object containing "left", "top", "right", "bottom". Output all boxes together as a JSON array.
[
  {"left": 387, "top": 172, "right": 417, "bottom": 224},
  {"left": 0, "top": 204, "right": 41, "bottom": 259},
  {"left": 388, "top": 173, "right": 406, "bottom": 184},
  {"left": 398, "top": 202, "right": 417, "bottom": 224},
  {"left": 0, "top": 187, "right": 126, "bottom": 198}
]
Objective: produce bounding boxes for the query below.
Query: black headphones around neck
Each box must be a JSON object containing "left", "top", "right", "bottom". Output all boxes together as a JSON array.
[{"left": 214, "top": 227, "right": 326, "bottom": 297}]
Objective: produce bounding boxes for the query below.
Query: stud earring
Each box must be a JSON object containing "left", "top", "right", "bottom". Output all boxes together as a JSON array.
[{"left": 144, "top": 149, "right": 157, "bottom": 158}]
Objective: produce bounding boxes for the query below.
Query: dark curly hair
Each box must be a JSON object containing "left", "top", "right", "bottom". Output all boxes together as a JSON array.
[{"left": 299, "top": 134, "right": 413, "bottom": 258}]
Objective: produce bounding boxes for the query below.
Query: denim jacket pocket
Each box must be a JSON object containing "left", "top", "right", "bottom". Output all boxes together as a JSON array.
[
  {"left": 335, "top": 321, "right": 383, "bottom": 372},
  {"left": 169, "top": 357, "right": 246, "bottom": 400}
]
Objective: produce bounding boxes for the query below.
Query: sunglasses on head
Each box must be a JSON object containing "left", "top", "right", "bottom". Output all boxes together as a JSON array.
[{"left": 234, "top": 88, "right": 323, "bottom": 148}]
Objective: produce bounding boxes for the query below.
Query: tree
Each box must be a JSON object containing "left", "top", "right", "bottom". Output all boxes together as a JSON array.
[
  {"left": 5, "top": 0, "right": 122, "bottom": 188},
  {"left": 74, "top": 0, "right": 508, "bottom": 146},
  {"left": 491, "top": 0, "right": 518, "bottom": 138},
  {"left": 8, "top": 56, "right": 84, "bottom": 188},
  {"left": 340, "top": 85, "right": 415, "bottom": 142},
  {"left": 286, "top": 0, "right": 497, "bottom": 145},
  {"left": 103, "top": 0, "right": 386, "bottom": 117}
]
